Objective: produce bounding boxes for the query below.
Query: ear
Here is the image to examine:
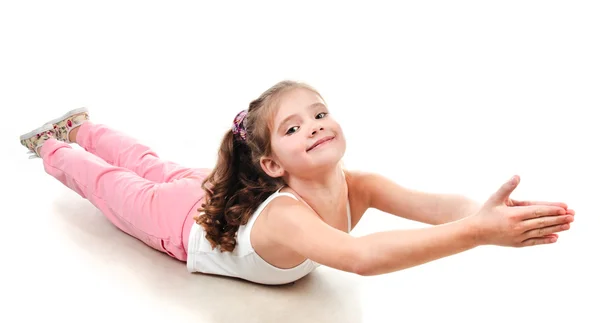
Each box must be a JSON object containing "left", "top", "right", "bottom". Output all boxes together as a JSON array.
[{"left": 260, "top": 155, "right": 285, "bottom": 178}]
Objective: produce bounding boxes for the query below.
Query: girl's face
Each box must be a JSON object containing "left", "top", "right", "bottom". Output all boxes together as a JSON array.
[{"left": 260, "top": 87, "right": 346, "bottom": 179}]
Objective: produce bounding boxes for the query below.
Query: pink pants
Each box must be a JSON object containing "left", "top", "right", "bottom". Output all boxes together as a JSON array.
[{"left": 39, "top": 122, "right": 209, "bottom": 261}]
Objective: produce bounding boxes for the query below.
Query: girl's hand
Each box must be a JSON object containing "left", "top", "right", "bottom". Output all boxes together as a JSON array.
[{"left": 469, "top": 175, "right": 574, "bottom": 247}]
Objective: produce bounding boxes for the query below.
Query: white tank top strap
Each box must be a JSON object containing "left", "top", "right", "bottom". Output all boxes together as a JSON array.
[
  {"left": 346, "top": 200, "right": 351, "bottom": 232},
  {"left": 274, "top": 188, "right": 298, "bottom": 201},
  {"left": 342, "top": 169, "right": 352, "bottom": 233}
]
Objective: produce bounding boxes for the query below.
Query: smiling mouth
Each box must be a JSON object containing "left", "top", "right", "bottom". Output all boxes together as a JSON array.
[{"left": 307, "top": 136, "right": 334, "bottom": 152}]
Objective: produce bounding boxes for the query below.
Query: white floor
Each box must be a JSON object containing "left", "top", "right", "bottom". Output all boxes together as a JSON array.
[{"left": 2, "top": 1, "right": 599, "bottom": 322}]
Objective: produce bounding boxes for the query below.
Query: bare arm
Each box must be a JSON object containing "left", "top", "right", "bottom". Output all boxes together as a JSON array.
[
  {"left": 265, "top": 196, "right": 481, "bottom": 276},
  {"left": 266, "top": 175, "right": 569, "bottom": 277},
  {"left": 355, "top": 217, "right": 479, "bottom": 275},
  {"left": 361, "top": 172, "right": 481, "bottom": 225}
]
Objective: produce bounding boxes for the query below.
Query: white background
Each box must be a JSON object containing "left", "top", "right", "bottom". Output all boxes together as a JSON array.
[{"left": 1, "top": 1, "right": 599, "bottom": 322}]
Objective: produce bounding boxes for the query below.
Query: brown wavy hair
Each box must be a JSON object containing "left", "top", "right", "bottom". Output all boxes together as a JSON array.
[{"left": 194, "top": 80, "right": 325, "bottom": 252}]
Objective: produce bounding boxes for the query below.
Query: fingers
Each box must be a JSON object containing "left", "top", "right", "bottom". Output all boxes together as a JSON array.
[
  {"left": 520, "top": 214, "right": 574, "bottom": 232},
  {"left": 514, "top": 205, "right": 567, "bottom": 220},
  {"left": 514, "top": 211, "right": 574, "bottom": 247},
  {"left": 522, "top": 222, "right": 572, "bottom": 240},
  {"left": 521, "top": 235, "right": 558, "bottom": 247},
  {"left": 511, "top": 200, "right": 568, "bottom": 209}
]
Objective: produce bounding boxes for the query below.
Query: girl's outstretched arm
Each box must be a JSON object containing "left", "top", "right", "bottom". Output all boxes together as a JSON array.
[
  {"left": 265, "top": 177, "right": 569, "bottom": 276},
  {"left": 264, "top": 195, "right": 481, "bottom": 276},
  {"left": 358, "top": 171, "right": 481, "bottom": 225}
]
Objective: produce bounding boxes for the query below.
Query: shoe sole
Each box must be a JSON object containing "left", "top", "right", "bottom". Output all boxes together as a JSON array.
[
  {"left": 19, "top": 123, "right": 54, "bottom": 141},
  {"left": 43, "top": 107, "right": 89, "bottom": 127},
  {"left": 19, "top": 107, "right": 89, "bottom": 141}
]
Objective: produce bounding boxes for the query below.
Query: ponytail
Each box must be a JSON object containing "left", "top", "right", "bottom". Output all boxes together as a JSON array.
[{"left": 195, "top": 129, "right": 281, "bottom": 252}]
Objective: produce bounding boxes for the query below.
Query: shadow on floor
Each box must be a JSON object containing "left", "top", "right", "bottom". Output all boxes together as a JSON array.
[{"left": 52, "top": 191, "right": 364, "bottom": 323}]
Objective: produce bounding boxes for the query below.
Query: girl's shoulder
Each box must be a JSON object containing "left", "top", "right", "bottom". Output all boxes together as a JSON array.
[
  {"left": 343, "top": 168, "right": 366, "bottom": 192},
  {"left": 343, "top": 169, "right": 375, "bottom": 216}
]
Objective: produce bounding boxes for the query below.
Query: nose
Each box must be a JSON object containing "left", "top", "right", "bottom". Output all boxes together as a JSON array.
[{"left": 311, "top": 125, "right": 324, "bottom": 136}]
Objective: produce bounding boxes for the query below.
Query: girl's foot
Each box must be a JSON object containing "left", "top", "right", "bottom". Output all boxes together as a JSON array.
[
  {"left": 19, "top": 124, "right": 56, "bottom": 159},
  {"left": 45, "top": 107, "right": 89, "bottom": 143}
]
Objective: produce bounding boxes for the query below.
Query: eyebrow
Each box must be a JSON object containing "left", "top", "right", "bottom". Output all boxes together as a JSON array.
[{"left": 277, "top": 102, "right": 327, "bottom": 133}]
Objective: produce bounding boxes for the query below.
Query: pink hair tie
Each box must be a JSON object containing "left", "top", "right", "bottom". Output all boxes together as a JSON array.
[{"left": 232, "top": 109, "right": 248, "bottom": 141}]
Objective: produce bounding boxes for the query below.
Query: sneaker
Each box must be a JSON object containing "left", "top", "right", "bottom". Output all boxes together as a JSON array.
[
  {"left": 44, "top": 107, "right": 89, "bottom": 143},
  {"left": 19, "top": 124, "right": 56, "bottom": 159}
]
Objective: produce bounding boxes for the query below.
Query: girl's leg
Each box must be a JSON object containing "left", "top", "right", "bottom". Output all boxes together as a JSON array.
[
  {"left": 39, "top": 138, "right": 203, "bottom": 260},
  {"left": 73, "top": 121, "right": 210, "bottom": 183}
]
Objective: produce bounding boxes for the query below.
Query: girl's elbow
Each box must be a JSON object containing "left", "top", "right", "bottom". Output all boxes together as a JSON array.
[
  {"left": 349, "top": 242, "right": 376, "bottom": 276},
  {"left": 353, "top": 258, "right": 378, "bottom": 276}
]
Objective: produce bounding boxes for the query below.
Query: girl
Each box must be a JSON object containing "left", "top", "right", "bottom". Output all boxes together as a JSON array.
[{"left": 19, "top": 80, "right": 575, "bottom": 285}]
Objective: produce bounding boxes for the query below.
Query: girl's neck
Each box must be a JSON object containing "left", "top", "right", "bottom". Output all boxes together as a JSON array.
[{"left": 283, "top": 164, "right": 348, "bottom": 219}]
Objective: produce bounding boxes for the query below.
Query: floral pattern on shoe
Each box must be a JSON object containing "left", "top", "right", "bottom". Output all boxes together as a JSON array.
[
  {"left": 51, "top": 111, "right": 89, "bottom": 143},
  {"left": 20, "top": 129, "right": 56, "bottom": 158}
]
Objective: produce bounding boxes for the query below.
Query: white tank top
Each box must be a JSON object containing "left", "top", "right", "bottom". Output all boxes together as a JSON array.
[{"left": 186, "top": 187, "right": 352, "bottom": 285}]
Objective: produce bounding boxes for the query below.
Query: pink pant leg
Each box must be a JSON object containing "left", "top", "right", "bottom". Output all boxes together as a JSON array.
[
  {"left": 39, "top": 138, "right": 203, "bottom": 261},
  {"left": 75, "top": 122, "right": 210, "bottom": 183}
]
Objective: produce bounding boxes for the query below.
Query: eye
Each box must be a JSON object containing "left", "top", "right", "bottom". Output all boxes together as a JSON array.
[
  {"left": 286, "top": 126, "right": 299, "bottom": 135},
  {"left": 316, "top": 112, "right": 328, "bottom": 119}
]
